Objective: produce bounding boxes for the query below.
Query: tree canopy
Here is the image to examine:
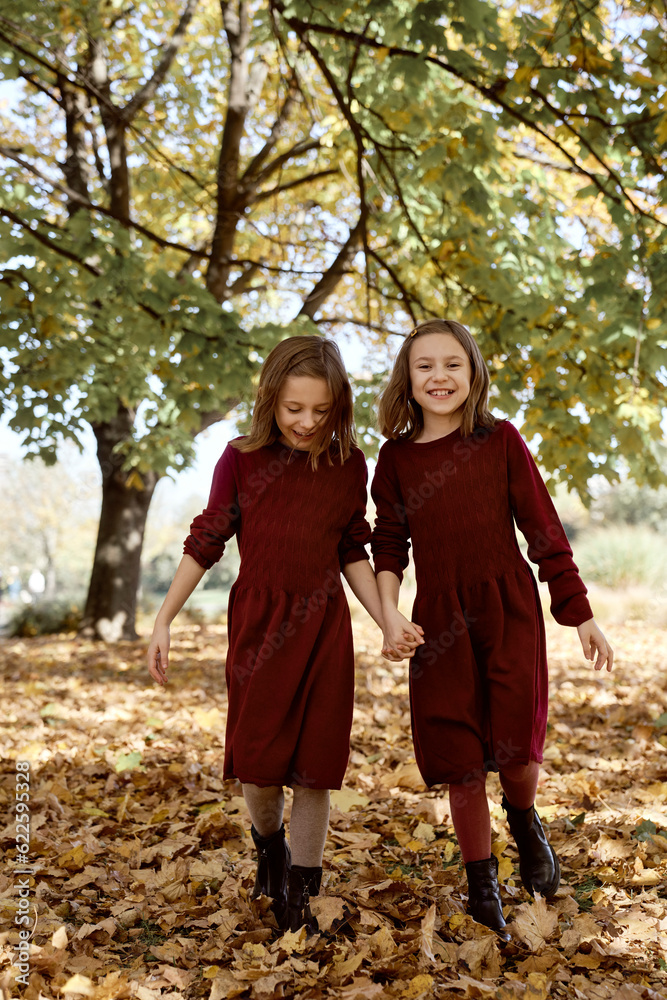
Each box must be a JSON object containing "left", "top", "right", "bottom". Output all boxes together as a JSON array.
[
  {"left": 1, "top": 0, "right": 666, "bottom": 480},
  {"left": 0, "top": 0, "right": 665, "bottom": 634}
]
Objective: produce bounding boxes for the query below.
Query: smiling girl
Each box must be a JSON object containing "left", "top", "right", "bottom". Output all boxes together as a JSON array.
[
  {"left": 371, "top": 319, "right": 613, "bottom": 940},
  {"left": 147, "top": 336, "right": 422, "bottom": 933}
]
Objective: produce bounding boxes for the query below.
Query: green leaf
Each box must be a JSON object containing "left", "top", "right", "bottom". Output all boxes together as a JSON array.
[
  {"left": 115, "top": 751, "right": 143, "bottom": 773},
  {"left": 633, "top": 819, "right": 657, "bottom": 842}
]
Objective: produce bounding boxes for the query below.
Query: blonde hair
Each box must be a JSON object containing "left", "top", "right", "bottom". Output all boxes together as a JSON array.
[
  {"left": 232, "top": 335, "right": 355, "bottom": 467},
  {"left": 377, "top": 319, "right": 496, "bottom": 440}
]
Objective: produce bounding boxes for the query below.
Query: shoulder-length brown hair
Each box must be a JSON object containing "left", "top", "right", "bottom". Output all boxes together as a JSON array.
[
  {"left": 377, "top": 319, "right": 496, "bottom": 440},
  {"left": 232, "top": 335, "right": 356, "bottom": 467}
]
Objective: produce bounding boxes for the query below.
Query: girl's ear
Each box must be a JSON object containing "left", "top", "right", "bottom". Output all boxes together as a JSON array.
[{"left": 257, "top": 387, "right": 263, "bottom": 398}]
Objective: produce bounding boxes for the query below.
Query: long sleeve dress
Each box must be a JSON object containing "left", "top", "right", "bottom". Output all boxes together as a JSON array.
[
  {"left": 370, "top": 420, "right": 592, "bottom": 787},
  {"left": 184, "top": 438, "right": 371, "bottom": 789}
]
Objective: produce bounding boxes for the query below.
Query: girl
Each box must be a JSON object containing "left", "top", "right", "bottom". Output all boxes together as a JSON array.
[
  {"left": 147, "top": 335, "right": 420, "bottom": 934},
  {"left": 371, "top": 319, "right": 613, "bottom": 941}
]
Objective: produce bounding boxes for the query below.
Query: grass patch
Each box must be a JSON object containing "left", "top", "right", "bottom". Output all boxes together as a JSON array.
[
  {"left": 389, "top": 863, "right": 424, "bottom": 879},
  {"left": 139, "top": 919, "right": 166, "bottom": 946},
  {"left": 572, "top": 874, "right": 601, "bottom": 911}
]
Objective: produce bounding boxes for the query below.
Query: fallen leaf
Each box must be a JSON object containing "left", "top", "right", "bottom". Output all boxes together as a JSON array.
[
  {"left": 309, "top": 895, "right": 346, "bottom": 932},
  {"left": 402, "top": 973, "right": 435, "bottom": 998},
  {"left": 509, "top": 896, "right": 559, "bottom": 952},
  {"left": 330, "top": 788, "right": 370, "bottom": 812},
  {"left": 59, "top": 974, "right": 94, "bottom": 996},
  {"left": 51, "top": 925, "right": 68, "bottom": 949}
]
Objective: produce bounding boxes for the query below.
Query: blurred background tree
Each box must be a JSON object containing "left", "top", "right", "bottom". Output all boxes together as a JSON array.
[{"left": 1, "top": 0, "right": 665, "bottom": 638}]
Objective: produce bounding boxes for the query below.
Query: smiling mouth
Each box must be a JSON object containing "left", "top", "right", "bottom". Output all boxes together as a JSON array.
[
  {"left": 428, "top": 389, "right": 455, "bottom": 397},
  {"left": 293, "top": 430, "right": 315, "bottom": 438}
]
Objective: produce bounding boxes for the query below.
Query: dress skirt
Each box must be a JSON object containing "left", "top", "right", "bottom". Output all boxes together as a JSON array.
[{"left": 223, "top": 582, "right": 354, "bottom": 789}]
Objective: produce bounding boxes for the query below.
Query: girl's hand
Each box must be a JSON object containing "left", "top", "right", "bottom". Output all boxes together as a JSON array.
[
  {"left": 382, "top": 608, "right": 424, "bottom": 660},
  {"left": 147, "top": 624, "right": 170, "bottom": 685},
  {"left": 577, "top": 618, "right": 613, "bottom": 672}
]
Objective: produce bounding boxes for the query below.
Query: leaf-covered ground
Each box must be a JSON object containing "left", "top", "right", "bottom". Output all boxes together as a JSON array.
[{"left": 1, "top": 616, "right": 667, "bottom": 999}]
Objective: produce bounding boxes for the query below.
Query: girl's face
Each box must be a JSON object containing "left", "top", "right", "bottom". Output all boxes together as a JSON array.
[
  {"left": 275, "top": 375, "right": 332, "bottom": 450},
  {"left": 409, "top": 332, "right": 472, "bottom": 429}
]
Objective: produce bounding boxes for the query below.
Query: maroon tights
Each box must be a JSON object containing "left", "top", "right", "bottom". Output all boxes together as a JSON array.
[{"left": 448, "top": 761, "right": 540, "bottom": 863}]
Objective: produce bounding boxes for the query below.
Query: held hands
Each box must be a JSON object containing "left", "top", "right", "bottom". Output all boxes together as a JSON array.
[
  {"left": 577, "top": 618, "right": 614, "bottom": 672},
  {"left": 147, "top": 624, "right": 170, "bottom": 686},
  {"left": 381, "top": 608, "right": 425, "bottom": 661}
]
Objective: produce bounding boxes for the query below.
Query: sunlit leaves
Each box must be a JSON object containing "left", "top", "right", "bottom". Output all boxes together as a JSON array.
[{"left": 0, "top": 0, "right": 665, "bottom": 492}]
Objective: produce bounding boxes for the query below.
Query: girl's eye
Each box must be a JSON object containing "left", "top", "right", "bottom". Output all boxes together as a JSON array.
[{"left": 287, "top": 409, "right": 301, "bottom": 413}]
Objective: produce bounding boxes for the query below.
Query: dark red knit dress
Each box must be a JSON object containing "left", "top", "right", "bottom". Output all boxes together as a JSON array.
[
  {"left": 371, "top": 420, "right": 592, "bottom": 787},
  {"left": 184, "top": 439, "right": 371, "bottom": 789}
]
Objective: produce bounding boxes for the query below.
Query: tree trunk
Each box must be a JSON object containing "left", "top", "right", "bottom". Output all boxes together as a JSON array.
[{"left": 80, "top": 406, "right": 160, "bottom": 641}]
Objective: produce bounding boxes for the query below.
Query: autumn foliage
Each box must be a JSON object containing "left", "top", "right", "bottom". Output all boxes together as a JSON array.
[{"left": 2, "top": 616, "right": 667, "bottom": 998}]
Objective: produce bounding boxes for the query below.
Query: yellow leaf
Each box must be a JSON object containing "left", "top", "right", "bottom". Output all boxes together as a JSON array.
[
  {"left": 330, "top": 788, "right": 369, "bottom": 812},
  {"left": 193, "top": 707, "right": 222, "bottom": 730},
  {"left": 498, "top": 855, "right": 514, "bottom": 882},
  {"left": 442, "top": 840, "right": 457, "bottom": 862},
  {"left": 277, "top": 926, "right": 309, "bottom": 953},
  {"left": 57, "top": 845, "right": 93, "bottom": 871},
  {"left": 413, "top": 821, "right": 436, "bottom": 843},
  {"left": 52, "top": 925, "right": 68, "bottom": 949},
  {"left": 509, "top": 895, "right": 559, "bottom": 951},
  {"left": 403, "top": 974, "right": 434, "bottom": 998},
  {"left": 513, "top": 66, "right": 534, "bottom": 86},
  {"left": 525, "top": 972, "right": 549, "bottom": 999},
  {"left": 369, "top": 924, "right": 396, "bottom": 958},
  {"left": 125, "top": 470, "right": 145, "bottom": 491},
  {"left": 60, "top": 975, "right": 94, "bottom": 996},
  {"left": 655, "top": 116, "right": 667, "bottom": 144},
  {"left": 380, "top": 761, "right": 424, "bottom": 791}
]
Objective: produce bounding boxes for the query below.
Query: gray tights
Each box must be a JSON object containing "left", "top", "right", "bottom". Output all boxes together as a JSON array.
[{"left": 242, "top": 783, "right": 330, "bottom": 867}]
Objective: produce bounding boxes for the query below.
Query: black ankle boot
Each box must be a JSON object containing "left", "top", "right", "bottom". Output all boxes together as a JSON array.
[
  {"left": 502, "top": 794, "right": 560, "bottom": 898},
  {"left": 465, "top": 855, "right": 511, "bottom": 943},
  {"left": 284, "top": 864, "right": 322, "bottom": 934},
  {"left": 251, "top": 824, "right": 291, "bottom": 922}
]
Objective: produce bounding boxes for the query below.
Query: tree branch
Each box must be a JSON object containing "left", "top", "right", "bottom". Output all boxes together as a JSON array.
[
  {"left": 278, "top": 12, "right": 666, "bottom": 228},
  {"left": 314, "top": 315, "right": 405, "bottom": 336},
  {"left": 366, "top": 248, "right": 417, "bottom": 325},
  {"left": 121, "top": 0, "right": 200, "bottom": 124},
  {"left": 250, "top": 167, "right": 338, "bottom": 203},
  {"left": 18, "top": 69, "right": 61, "bottom": 105},
  {"left": 208, "top": 1, "right": 270, "bottom": 301},
  {"left": 252, "top": 137, "right": 322, "bottom": 186},
  {"left": 241, "top": 77, "right": 300, "bottom": 181},
  {"left": 0, "top": 207, "right": 100, "bottom": 276},
  {"left": 0, "top": 145, "right": 207, "bottom": 258},
  {"left": 295, "top": 32, "right": 370, "bottom": 320},
  {"left": 298, "top": 218, "right": 364, "bottom": 319}
]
